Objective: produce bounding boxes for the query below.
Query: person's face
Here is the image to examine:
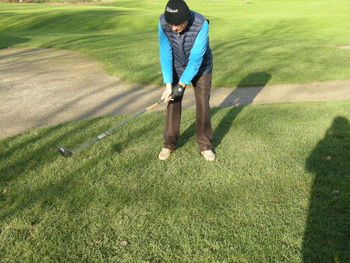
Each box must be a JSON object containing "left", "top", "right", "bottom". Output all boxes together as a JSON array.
[{"left": 170, "top": 21, "right": 188, "bottom": 33}]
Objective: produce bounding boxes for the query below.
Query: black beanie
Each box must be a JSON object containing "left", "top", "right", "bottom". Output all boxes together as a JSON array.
[{"left": 164, "top": 0, "right": 190, "bottom": 25}]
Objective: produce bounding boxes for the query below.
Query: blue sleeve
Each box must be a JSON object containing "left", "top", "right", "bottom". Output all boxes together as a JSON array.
[
  {"left": 158, "top": 22, "right": 173, "bottom": 84},
  {"left": 180, "top": 21, "right": 209, "bottom": 85}
]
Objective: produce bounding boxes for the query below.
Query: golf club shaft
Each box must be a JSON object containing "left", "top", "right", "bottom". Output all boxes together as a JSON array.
[{"left": 74, "top": 99, "right": 164, "bottom": 153}]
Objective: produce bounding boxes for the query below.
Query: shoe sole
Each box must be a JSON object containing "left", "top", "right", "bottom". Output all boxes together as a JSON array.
[
  {"left": 158, "top": 149, "right": 174, "bottom": 160},
  {"left": 200, "top": 152, "right": 215, "bottom": 161}
]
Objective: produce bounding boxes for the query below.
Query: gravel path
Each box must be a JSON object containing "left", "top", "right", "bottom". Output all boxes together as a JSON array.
[{"left": 1, "top": 47, "right": 350, "bottom": 138}]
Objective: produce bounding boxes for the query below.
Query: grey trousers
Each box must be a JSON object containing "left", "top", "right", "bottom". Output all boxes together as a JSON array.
[{"left": 164, "top": 73, "right": 213, "bottom": 151}]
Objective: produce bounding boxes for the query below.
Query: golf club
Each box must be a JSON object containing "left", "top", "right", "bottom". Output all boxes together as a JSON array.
[{"left": 57, "top": 98, "right": 165, "bottom": 157}]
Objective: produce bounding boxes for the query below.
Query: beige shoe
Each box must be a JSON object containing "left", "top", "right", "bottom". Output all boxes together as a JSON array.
[
  {"left": 158, "top": 148, "right": 173, "bottom": 160},
  {"left": 201, "top": 150, "right": 216, "bottom": 161}
]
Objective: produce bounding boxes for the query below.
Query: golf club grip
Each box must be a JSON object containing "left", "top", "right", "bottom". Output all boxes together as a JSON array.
[
  {"left": 146, "top": 99, "right": 163, "bottom": 111},
  {"left": 146, "top": 103, "right": 159, "bottom": 111}
]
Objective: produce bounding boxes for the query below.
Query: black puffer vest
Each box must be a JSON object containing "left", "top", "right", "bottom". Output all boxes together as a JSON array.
[{"left": 160, "top": 11, "right": 213, "bottom": 79}]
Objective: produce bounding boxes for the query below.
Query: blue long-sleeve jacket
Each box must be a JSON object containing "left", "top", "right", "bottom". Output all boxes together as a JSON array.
[{"left": 158, "top": 20, "right": 209, "bottom": 85}]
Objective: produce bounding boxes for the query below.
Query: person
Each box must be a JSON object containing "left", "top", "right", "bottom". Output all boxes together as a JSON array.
[{"left": 158, "top": 0, "right": 215, "bottom": 161}]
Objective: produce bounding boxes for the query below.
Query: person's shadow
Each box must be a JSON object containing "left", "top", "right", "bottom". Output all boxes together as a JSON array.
[
  {"left": 302, "top": 116, "right": 350, "bottom": 262},
  {"left": 211, "top": 72, "right": 271, "bottom": 148},
  {"left": 178, "top": 72, "right": 271, "bottom": 149}
]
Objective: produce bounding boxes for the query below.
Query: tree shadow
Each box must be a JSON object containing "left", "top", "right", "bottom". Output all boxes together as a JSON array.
[
  {"left": 112, "top": 113, "right": 163, "bottom": 154},
  {"left": 0, "top": 118, "right": 100, "bottom": 186},
  {"left": 0, "top": 36, "right": 29, "bottom": 49},
  {"left": 3, "top": 10, "right": 134, "bottom": 34},
  {"left": 0, "top": 43, "right": 162, "bottom": 137},
  {"left": 0, "top": 114, "right": 164, "bottom": 222},
  {"left": 177, "top": 72, "right": 271, "bottom": 150},
  {"left": 302, "top": 116, "right": 350, "bottom": 262}
]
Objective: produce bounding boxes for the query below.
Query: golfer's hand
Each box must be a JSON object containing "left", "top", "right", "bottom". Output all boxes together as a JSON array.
[{"left": 161, "top": 84, "right": 174, "bottom": 102}]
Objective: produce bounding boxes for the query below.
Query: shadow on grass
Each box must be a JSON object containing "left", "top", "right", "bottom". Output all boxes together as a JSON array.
[
  {"left": 0, "top": 118, "right": 99, "bottom": 185},
  {"left": 178, "top": 72, "right": 271, "bottom": 150},
  {"left": 1, "top": 9, "right": 319, "bottom": 88},
  {"left": 212, "top": 72, "right": 271, "bottom": 149},
  {"left": 0, "top": 113, "right": 164, "bottom": 221},
  {"left": 209, "top": 18, "right": 324, "bottom": 87},
  {"left": 0, "top": 36, "right": 29, "bottom": 49},
  {"left": 0, "top": 150, "right": 153, "bottom": 222},
  {"left": 112, "top": 113, "right": 163, "bottom": 153},
  {"left": 2, "top": 9, "right": 135, "bottom": 34},
  {"left": 302, "top": 116, "right": 350, "bottom": 262}
]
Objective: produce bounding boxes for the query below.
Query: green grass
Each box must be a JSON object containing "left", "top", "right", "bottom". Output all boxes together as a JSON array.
[
  {"left": 1, "top": 0, "right": 107, "bottom": 3},
  {"left": 1, "top": 100, "right": 350, "bottom": 262},
  {"left": 1, "top": 0, "right": 350, "bottom": 87}
]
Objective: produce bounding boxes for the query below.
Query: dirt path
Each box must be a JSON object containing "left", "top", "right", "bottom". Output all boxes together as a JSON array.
[{"left": 1, "top": 47, "right": 350, "bottom": 138}]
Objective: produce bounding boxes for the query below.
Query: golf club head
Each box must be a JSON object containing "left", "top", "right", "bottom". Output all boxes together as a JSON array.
[{"left": 57, "top": 146, "right": 75, "bottom": 157}]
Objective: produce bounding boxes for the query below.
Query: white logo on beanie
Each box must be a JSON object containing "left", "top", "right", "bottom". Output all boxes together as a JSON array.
[{"left": 166, "top": 7, "right": 178, "bottom": 13}]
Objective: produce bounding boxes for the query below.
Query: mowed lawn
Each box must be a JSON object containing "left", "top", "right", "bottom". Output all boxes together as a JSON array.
[
  {"left": 1, "top": 0, "right": 350, "bottom": 262},
  {"left": 1, "top": 101, "right": 350, "bottom": 262},
  {"left": 0, "top": 0, "right": 350, "bottom": 87}
]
